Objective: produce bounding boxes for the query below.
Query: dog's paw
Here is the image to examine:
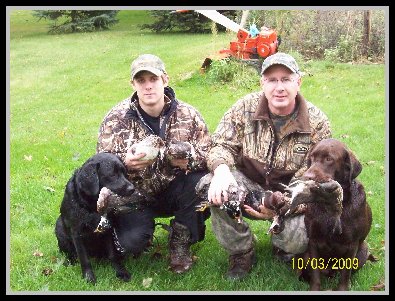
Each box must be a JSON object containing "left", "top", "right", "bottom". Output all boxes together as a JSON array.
[{"left": 83, "top": 270, "right": 97, "bottom": 284}]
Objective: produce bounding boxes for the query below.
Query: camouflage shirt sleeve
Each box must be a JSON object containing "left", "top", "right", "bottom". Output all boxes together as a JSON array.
[
  {"left": 207, "top": 93, "right": 259, "bottom": 172},
  {"left": 96, "top": 99, "right": 138, "bottom": 163}
]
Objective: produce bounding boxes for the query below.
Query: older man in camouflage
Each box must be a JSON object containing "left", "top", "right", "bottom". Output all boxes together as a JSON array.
[
  {"left": 206, "top": 53, "right": 332, "bottom": 280},
  {"left": 97, "top": 54, "right": 211, "bottom": 274}
]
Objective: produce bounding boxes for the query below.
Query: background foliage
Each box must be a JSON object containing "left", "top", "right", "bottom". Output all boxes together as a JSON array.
[
  {"left": 140, "top": 10, "right": 238, "bottom": 33},
  {"left": 236, "top": 10, "right": 385, "bottom": 63},
  {"left": 141, "top": 9, "right": 385, "bottom": 63},
  {"left": 32, "top": 10, "right": 119, "bottom": 34}
]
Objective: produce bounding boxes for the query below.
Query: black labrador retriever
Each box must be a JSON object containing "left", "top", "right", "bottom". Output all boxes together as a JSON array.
[{"left": 55, "top": 152, "right": 135, "bottom": 284}]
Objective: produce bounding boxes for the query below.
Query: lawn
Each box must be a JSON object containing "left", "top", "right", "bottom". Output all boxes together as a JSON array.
[{"left": 8, "top": 9, "right": 387, "bottom": 294}]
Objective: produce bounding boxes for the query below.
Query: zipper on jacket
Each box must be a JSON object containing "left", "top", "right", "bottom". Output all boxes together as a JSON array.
[{"left": 134, "top": 107, "right": 156, "bottom": 135}]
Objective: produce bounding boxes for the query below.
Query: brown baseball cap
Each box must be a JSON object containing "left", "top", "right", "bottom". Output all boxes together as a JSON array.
[
  {"left": 261, "top": 52, "right": 300, "bottom": 75},
  {"left": 130, "top": 54, "right": 167, "bottom": 80}
]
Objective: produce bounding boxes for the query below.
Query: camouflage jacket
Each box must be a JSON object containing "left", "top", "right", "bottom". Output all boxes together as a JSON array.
[
  {"left": 207, "top": 91, "right": 332, "bottom": 192},
  {"left": 97, "top": 86, "right": 211, "bottom": 196}
]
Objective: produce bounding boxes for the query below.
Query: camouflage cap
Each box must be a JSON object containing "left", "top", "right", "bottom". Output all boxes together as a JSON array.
[
  {"left": 261, "top": 52, "right": 300, "bottom": 76},
  {"left": 130, "top": 54, "right": 167, "bottom": 80}
]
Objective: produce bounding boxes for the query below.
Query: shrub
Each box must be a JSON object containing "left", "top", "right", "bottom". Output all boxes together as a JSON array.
[
  {"left": 32, "top": 10, "right": 119, "bottom": 34},
  {"left": 205, "top": 57, "right": 260, "bottom": 89}
]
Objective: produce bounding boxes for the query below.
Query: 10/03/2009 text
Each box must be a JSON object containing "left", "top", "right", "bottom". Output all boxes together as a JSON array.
[{"left": 291, "top": 257, "right": 359, "bottom": 270}]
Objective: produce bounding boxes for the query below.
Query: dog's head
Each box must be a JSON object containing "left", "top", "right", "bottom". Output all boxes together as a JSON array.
[
  {"left": 76, "top": 153, "right": 135, "bottom": 198},
  {"left": 303, "top": 138, "right": 362, "bottom": 187}
]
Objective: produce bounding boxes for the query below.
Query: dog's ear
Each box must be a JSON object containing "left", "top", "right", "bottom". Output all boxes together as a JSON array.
[
  {"left": 344, "top": 149, "right": 362, "bottom": 184},
  {"left": 76, "top": 162, "right": 100, "bottom": 196},
  {"left": 305, "top": 142, "right": 317, "bottom": 168}
]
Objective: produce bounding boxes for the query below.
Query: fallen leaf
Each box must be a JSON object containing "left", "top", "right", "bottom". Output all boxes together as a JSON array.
[
  {"left": 33, "top": 250, "right": 43, "bottom": 257},
  {"left": 42, "top": 268, "right": 53, "bottom": 276},
  {"left": 380, "top": 166, "right": 385, "bottom": 175},
  {"left": 371, "top": 282, "right": 385, "bottom": 291},
  {"left": 72, "top": 153, "right": 81, "bottom": 161},
  {"left": 142, "top": 277, "right": 153, "bottom": 288},
  {"left": 44, "top": 186, "right": 55, "bottom": 193}
]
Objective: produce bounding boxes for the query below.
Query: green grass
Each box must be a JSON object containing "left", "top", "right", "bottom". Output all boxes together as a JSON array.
[{"left": 8, "top": 9, "right": 387, "bottom": 293}]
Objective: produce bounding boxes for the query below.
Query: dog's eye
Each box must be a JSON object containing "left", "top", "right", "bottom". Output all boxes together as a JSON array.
[
  {"left": 325, "top": 156, "right": 333, "bottom": 162},
  {"left": 107, "top": 174, "right": 118, "bottom": 181}
]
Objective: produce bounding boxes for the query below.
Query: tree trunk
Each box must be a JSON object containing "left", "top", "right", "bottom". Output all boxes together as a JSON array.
[
  {"left": 362, "top": 10, "right": 371, "bottom": 58},
  {"left": 239, "top": 10, "right": 249, "bottom": 29}
]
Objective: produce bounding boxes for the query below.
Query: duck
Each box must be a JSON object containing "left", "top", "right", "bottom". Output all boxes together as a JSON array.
[
  {"left": 95, "top": 187, "right": 153, "bottom": 233},
  {"left": 130, "top": 135, "right": 165, "bottom": 161},
  {"left": 195, "top": 169, "right": 266, "bottom": 223}
]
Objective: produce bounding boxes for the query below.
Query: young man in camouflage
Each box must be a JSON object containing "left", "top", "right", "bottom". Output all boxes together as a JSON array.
[
  {"left": 97, "top": 54, "right": 211, "bottom": 274},
  {"left": 206, "top": 53, "right": 332, "bottom": 280}
]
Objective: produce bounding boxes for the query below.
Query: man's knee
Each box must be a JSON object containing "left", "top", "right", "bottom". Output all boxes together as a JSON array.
[
  {"left": 271, "top": 214, "right": 308, "bottom": 255},
  {"left": 183, "top": 171, "right": 208, "bottom": 193},
  {"left": 117, "top": 228, "right": 153, "bottom": 255},
  {"left": 113, "top": 212, "right": 155, "bottom": 255}
]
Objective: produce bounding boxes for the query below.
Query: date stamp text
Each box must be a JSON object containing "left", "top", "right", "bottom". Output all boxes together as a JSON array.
[{"left": 291, "top": 257, "right": 359, "bottom": 270}]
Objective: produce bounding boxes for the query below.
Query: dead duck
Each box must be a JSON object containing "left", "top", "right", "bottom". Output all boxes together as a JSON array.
[
  {"left": 165, "top": 141, "right": 196, "bottom": 161},
  {"left": 95, "top": 187, "right": 153, "bottom": 233},
  {"left": 284, "top": 179, "right": 343, "bottom": 235},
  {"left": 264, "top": 190, "right": 287, "bottom": 235},
  {"left": 195, "top": 169, "right": 267, "bottom": 223},
  {"left": 130, "top": 135, "right": 165, "bottom": 161},
  {"left": 165, "top": 141, "right": 196, "bottom": 172}
]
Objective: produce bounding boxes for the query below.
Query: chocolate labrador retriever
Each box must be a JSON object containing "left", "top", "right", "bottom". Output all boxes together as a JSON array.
[
  {"left": 55, "top": 152, "right": 135, "bottom": 284},
  {"left": 295, "top": 138, "right": 375, "bottom": 291}
]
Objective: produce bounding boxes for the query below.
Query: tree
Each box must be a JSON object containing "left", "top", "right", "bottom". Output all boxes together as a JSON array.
[
  {"left": 32, "top": 10, "right": 119, "bottom": 34},
  {"left": 362, "top": 10, "right": 372, "bottom": 58},
  {"left": 140, "top": 10, "right": 238, "bottom": 33}
]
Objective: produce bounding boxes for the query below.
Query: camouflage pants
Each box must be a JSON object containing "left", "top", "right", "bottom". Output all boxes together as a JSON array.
[
  {"left": 211, "top": 207, "right": 253, "bottom": 255},
  {"left": 211, "top": 207, "right": 308, "bottom": 255}
]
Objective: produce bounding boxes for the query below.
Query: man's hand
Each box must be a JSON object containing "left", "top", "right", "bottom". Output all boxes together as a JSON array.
[
  {"left": 125, "top": 148, "right": 154, "bottom": 171},
  {"left": 243, "top": 204, "right": 276, "bottom": 220},
  {"left": 207, "top": 164, "right": 238, "bottom": 206}
]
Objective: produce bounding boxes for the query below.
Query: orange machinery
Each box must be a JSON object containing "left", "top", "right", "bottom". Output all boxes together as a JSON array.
[
  {"left": 174, "top": 10, "right": 280, "bottom": 71},
  {"left": 220, "top": 26, "right": 279, "bottom": 60}
]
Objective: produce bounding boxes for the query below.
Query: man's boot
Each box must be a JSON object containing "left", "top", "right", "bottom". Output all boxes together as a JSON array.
[
  {"left": 227, "top": 248, "right": 257, "bottom": 280},
  {"left": 168, "top": 219, "right": 193, "bottom": 274}
]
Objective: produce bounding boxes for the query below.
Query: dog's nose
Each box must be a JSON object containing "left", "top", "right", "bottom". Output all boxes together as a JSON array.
[
  {"left": 302, "top": 169, "right": 316, "bottom": 180},
  {"left": 125, "top": 185, "right": 135, "bottom": 195}
]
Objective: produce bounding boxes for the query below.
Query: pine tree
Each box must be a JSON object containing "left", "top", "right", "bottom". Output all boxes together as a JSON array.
[
  {"left": 140, "top": 10, "right": 238, "bottom": 33},
  {"left": 33, "top": 10, "right": 119, "bottom": 34}
]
